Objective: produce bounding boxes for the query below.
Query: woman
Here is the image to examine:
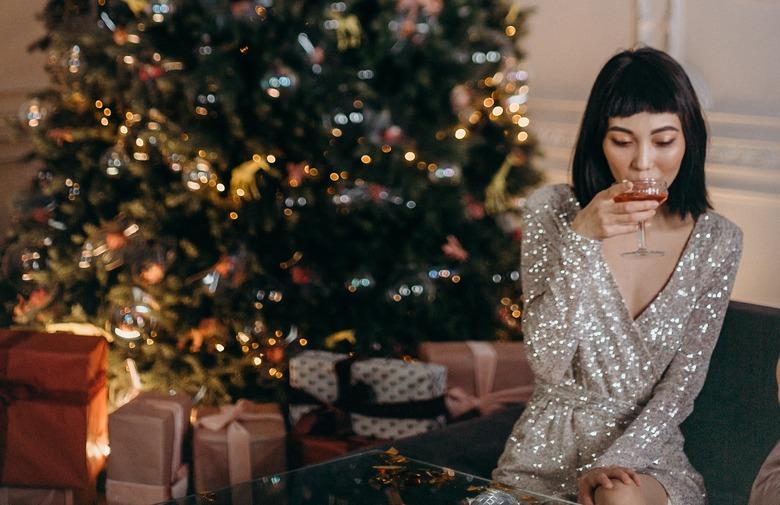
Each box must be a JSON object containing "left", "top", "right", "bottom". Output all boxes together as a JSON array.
[{"left": 492, "top": 47, "right": 743, "bottom": 505}]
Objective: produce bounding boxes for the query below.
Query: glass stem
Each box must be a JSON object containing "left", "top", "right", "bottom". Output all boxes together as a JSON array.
[{"left": 637, "top": 221, "right": 647, "bottom": 250}]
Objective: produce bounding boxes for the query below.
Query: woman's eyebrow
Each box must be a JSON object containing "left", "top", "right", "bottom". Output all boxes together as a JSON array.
[{"left": 606, "top": 125, "right": 680, "bottom": 134}]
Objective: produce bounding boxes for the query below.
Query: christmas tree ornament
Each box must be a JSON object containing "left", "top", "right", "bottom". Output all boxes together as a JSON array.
[
  {"left": 138, "top": 63, "right": 164, "bottom": 81},
  {"left": 260, "top": 64, "right": 298, "bottom": 98},
  {"left": 13, "top": 287, "right": 56, "bottom": 324},
  {"left": 131, "top": 124, "right": 165, "bottom": 163},
  {"left": 441, "top": 234, "right": 469, "bottom": 261},
  {"left": 110, "top": 287, "right": 159, "bottom": 341},
  {"left": 129, "top": 242, "right": 173, "bottom": 285},
  {"left": 230, "top": 157, "right": 270, "bottom": 201},
  {"left": 196, "top": 33, "right": 214, "bottom": 59},
  {"left": 99, "top": 144, "right": 132, "bottom": 177},
  {"left": 428, "top": 162, "right": 462, "bottom": 185},
  {"left": 122, "top": 0, "right": 149, "bottom": 16},
  {"left": 324, "top": 328, "right": 356, "bottom": 349},
  {"left": 179, "top": 317, "right": 226, "bottom": 352},
  {"left": 450, "top": 84, "right": 473, "bottom": 118},
  {"left": 182, "top": 157, "right": 218, "bottom": 192},
  {"left": 18, "top": 99, "right": 48, "bottom": 129},
  {"left": 463, "top": 193, "right": 486, "bottom": 220},
  {"left": 195, "top": 248, "right": 249, "bottom": 295},
  {"left": 166, "top": 151, "right": 187, "bottom": 173},
  {"left": 62, "top": 90, "right": 90, "bottom": 112},
  {"left": 324, "top": 5, "right": 362, "bottom": 51},
  {"left": 231, "top": 0, "right": 273, "bottom": 22},
  {"left": 1, "top": 242, "right": 50, "bottom": 294}
]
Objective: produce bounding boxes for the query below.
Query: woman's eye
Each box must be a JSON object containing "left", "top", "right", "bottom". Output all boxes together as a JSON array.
[
  {"left": 610, "top": 139, "right": 632, "bottom": 147},
  {"left": 656, "top": 139, "right": 675, "bottom": 147}
]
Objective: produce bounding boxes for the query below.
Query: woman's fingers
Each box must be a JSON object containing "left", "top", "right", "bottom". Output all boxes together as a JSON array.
[
  {"left": 600, "top": 180, "right": 633, "bottom": 201},
  {"left": 597, "top": 473, "right": 614, "bottom": 489},
  {"left": 577, "top": 480, "right": 595, "bottom": 505},
  {"left": 612, "top": 200, "right": 660, "bottom": 214},
  {"left": 612, "top": 209, "right": 656, "bottom": 224}
]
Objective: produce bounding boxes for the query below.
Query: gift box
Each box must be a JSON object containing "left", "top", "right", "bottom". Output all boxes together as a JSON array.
[
  {"left": 193, "top": 400, "right": 286, "bottom": 493},
  {"left": 105, "top": 464, "right": 188, "bottom": 505},
  {"left": 0, "top": 487, "right": 73, "bottom": 505},
  {"left": 418, "top": 341, "right": 535, "bottom": 418},
  {"left": 289, "top": 351, "right": 448, "bottom": 439},
  {"left": 107, "top": 391, "right": 192, "bottom": 503},
  {"left": 0, "top": 330, "right": 108, "bottom": 488}
]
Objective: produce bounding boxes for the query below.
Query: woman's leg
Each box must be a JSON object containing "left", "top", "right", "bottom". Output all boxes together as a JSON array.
[{"left": 594, "top": 474, "right": 668, "bottom": 505}]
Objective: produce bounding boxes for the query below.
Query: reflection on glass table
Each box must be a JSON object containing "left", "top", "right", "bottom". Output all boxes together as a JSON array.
[{"left": 161, "top": 449, "right": 577, "bottom": 505}]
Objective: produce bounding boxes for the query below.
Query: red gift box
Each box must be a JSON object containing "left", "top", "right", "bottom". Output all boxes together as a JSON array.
[{"left": 0, "top": 330, "right": 108, "bottom": 488}]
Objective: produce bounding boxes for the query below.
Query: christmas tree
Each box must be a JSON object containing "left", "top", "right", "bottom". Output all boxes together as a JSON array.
[{"left": 2, "top": 0, "right": 541, "bottom": 405}]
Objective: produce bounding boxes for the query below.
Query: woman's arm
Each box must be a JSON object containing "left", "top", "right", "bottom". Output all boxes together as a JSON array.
[
  {"left": 520, "top": 187, "right": 603, "bottom": 382},
  {"left": 591, "top": 225, "right": 743, "bottom": 469}
]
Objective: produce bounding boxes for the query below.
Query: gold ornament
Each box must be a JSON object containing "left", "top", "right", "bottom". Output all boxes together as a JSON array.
[
  {"left": 485, "top": 152, "right": 525, "bottom": 214},
  {"left": 332, "top": 12, "right": 362, "bottom": 51},
  {"left": 324, "top": 329, "right": 356, "bottom": 349},
  {"left": 230, "top": 157, "right": 270, "bottom": 201},
  {"left": 122, "top": 0, "right": 148, "bottom": 15}
]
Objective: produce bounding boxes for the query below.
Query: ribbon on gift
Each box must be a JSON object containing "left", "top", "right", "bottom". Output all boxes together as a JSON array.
[
  {"left": 105, "top": 464, "right": 189, "bottom": 505},
  {"left": 196, "top": 400, "right": 284, "bottom": 485},
  {"left": 141, "top": 395, "right": 190, "bottom": 479},
  {"left": 444, "top": 341, "right": 535, "bottom": 418},
  {"left": 289, "top": 354, "right": 447, "bottom": 437},
  {"left": 0, "top": 331, "right": 107, "bottom": 480}
]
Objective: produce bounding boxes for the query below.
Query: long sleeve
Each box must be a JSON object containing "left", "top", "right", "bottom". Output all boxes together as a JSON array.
[
  {"left": 520, "top": 186, "right": 602, "bottom": 382},
  {"left": 592, "top": 225, "right": 743, "bottom": 470}
]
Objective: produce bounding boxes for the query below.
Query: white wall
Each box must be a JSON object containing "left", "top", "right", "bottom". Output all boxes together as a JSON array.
[{"left": 0, "top": 0, "right": 778, "bottom": 307}]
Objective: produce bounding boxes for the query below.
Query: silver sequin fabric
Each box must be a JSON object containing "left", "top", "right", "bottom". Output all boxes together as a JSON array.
[{"left": 492, "top": 184, "right": 743, "bottom": 504}]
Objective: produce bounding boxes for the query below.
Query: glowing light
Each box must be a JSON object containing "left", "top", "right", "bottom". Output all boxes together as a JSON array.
[
  {"left": 505, "top": 26, "right": 516, "bottom": 36},
  {"left": 269, "top": 368, "right": 277, "bottom": 376},
  {"left": 404, "top": 151, "right": 416, "bottom": 161},
  {"left": 253, "top": 357, "right": 262, "bottom": 366},
  {"left": 360, "top": 155, "right": 371, "bottom": 164},
  {"left": 483, "top": 98, "right": 494, "bottom": 108},
  {"left": 491, "top": 106, "right": 504, "bottom": 116},
  {"left": 100, "top": 118, "right": 109, "bottom": 126},
  {"left": 517, "top": 131, "right": 529, "bottom": 142},
  {"left": 216, "top": 183, "right": 225, "bottom": 192},
  {"left": 331, "top": 128, "right": 342, "bottom": 137},
  {"left": 381, "top": 144, "right": 391, "bottom": 153},
  {"left": 229, "top": 212, "right": 238, "bottom": 220},
  {"left": 299, "top": 338, "right": 308, "bottom": 346},
  {"left": 518, "top": 117, "right": 530, "bottom": 127},
  {"left": 267, "top": 154, "right": 276, "bottom": 163},
  {"left": 267, "top": 89, "right": 280, "bottom": 98},
  {"left": 330, "top": 173, "right": 339, "bottom": 181},
  {"left": 454, "top": 128, "right": 467, "bottom": 140},
  {"left": 216, "top": 344, "right": 225, "bottom": 352},
  {"left": 95, "top": 100, "right": 103, "bottom": 108}
]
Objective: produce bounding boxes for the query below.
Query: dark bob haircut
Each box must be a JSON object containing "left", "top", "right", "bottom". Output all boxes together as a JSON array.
[{"left": 571, "top": 47, "right": 711, "bottom": 218}]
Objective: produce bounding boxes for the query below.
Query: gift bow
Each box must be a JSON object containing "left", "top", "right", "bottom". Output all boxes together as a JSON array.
[
  {"left": 197, "top": 399, "right": 284, "bottom": 485},
  {"left": 444, "top": 341, "right": 534, "bottom": 418}
]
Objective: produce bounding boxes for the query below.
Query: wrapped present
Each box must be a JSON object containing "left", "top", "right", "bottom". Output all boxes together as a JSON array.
[
  {"left": 289, "top": 351, "right": 448, "bottom": 439},
  {"left": 106, "top": 391, "right": 192, "bottom": 503},
  {"left": 418, "top": 341, "right": 535, "bottom": 418},
  {"left": 193, "top": 400, "right": 286, "bottom": 493},
  {"left": 0, "top": 330, "right": 108, "bottom": 488},
  {"left": 105, "top": 464, "right": 188, "bottom": 505},
  {"left": 0, "top": 487, "right": 73, "bottom": 505}
]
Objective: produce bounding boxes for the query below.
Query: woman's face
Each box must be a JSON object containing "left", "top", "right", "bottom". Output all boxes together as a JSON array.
[{"left": 602, "top": 112, "right": 686, "bottom": 187}]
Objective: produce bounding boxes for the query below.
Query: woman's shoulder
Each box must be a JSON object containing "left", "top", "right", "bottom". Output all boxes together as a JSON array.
[
  {"left": 522, "top": 184, "right": 577, "bottom": 217},
  {"left": 698, "top": 210, "right": 743, "bottom": 254}
]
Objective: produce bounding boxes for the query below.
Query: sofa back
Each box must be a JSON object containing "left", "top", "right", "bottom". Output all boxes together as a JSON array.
[{"left": 681, "top": 301, "right": 780, "bottom": 505}]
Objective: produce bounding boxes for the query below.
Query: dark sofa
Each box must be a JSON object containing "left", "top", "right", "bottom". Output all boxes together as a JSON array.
[{"left": 386, "top": 301, "right": 780, "bottom": 505}]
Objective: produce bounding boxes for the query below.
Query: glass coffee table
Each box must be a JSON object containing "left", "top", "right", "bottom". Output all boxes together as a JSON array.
[{"left": 163, "top": 449, "right": 577, "bottom": 504}]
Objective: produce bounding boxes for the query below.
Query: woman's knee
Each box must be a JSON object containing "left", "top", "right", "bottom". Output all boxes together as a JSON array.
[{"left": 594, "top": 479, "right": 645, "bottom": 505}]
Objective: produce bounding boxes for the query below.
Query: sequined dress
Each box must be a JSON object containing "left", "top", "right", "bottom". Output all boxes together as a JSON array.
[{"left": 492, "top": 184, "right": 743, "bottom": 504}]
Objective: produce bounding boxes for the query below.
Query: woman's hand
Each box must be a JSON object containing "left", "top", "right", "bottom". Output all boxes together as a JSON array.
[
  {"left": 571, "top": 181, "right": 659, "bottom": 240},
  {"left": 577, "top": 466, "right": 642, "bottom": 505}
]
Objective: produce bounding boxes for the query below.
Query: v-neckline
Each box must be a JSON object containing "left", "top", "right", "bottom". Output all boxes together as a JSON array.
[
  {"left": 565, "top": 185, "right": 704, "bottom": 326},
  {"left": 602, "top": 213, "right": 704, "bottom": 325}
]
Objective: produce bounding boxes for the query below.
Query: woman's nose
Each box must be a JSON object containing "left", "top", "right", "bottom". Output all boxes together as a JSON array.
[{"left": 632, "top": 143, "right": 653, "bottom": 171}]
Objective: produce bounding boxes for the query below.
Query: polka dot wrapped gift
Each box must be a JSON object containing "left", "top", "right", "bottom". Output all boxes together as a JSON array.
[{"left": 289, "top": 351, "right": 448, "bottom": 439}]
